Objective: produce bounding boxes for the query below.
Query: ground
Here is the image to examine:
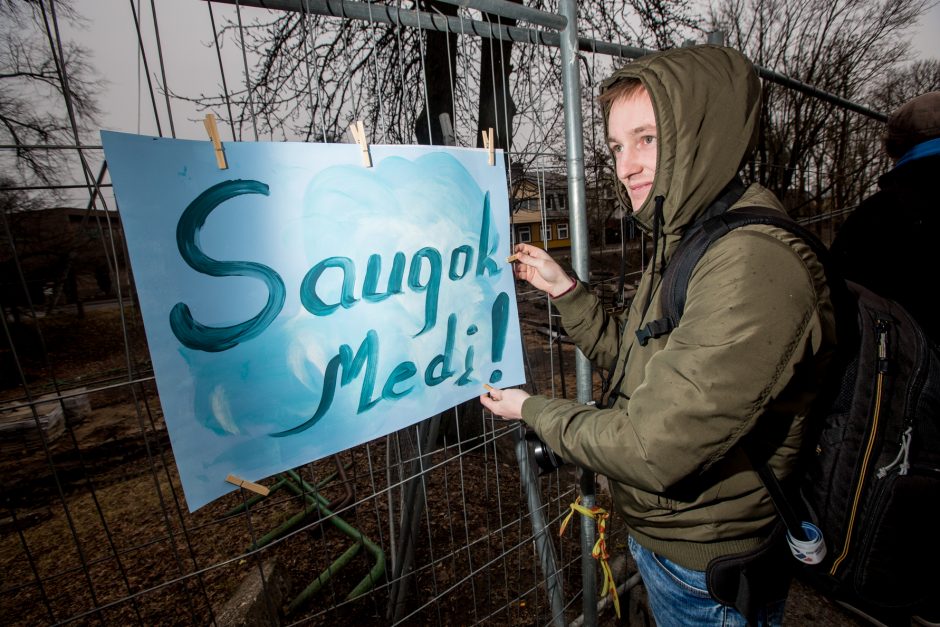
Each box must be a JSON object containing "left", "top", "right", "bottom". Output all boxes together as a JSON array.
[{"left": 0, "top": 289, "right": 888, "bottom": 625}]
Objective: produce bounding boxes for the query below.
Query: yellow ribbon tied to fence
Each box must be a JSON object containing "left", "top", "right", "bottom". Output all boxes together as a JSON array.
[{"left": 559, "top": 497, "right": 620, "bottom": 618}]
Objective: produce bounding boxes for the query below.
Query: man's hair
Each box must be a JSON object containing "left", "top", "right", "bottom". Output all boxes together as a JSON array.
[{"left": 597, "top": 77, "right": 645, "bottom": 115}]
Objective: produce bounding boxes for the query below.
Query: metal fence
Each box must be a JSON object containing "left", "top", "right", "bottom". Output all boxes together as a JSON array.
[{"left": 0, "top": 1, "right": 885, "bottom": 625}]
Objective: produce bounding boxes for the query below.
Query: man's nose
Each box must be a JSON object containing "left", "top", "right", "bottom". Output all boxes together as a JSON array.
[{"left": 616, "top": 148, "right": 640, "bottom": 180}]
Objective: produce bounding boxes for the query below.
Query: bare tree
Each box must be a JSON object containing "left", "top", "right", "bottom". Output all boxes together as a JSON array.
[
  {"left": 0, "top": 0, "right": 99, "bottom": 187},
  {"left": 186, "top": 3, "right": 468, "bottom": 145},
  {"left": 708, "top": 0, "right": 931, "bottom": 218},
  {"left": 872, "top": 58, "right": 940, "bottom": 111},
  {"left": 578, "top": 0, "right": 701, "bottom": 50},
  {"left": 184, "top": 2, "right": 700, "bottom": 160}
]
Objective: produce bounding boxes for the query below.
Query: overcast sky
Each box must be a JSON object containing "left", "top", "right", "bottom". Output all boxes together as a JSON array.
[{"left": 63, "top": 0, "right": 940, "bottom": 144}]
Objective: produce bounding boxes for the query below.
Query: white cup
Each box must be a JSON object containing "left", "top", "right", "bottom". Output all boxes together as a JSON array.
[{"left": 786, "top": 521, "right": 827, "bottom": 564}]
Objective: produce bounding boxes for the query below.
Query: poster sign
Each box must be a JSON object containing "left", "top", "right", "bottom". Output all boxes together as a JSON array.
[{"left": 102, "top": 131, "right": 525, "bottom": 510}]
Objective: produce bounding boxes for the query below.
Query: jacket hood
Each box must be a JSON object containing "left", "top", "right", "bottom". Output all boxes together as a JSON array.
[{"left": 600, "top": 46, "right": 761, "bottom": 237}]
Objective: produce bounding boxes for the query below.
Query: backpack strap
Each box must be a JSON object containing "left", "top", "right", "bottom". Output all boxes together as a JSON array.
[
  {"left": 635, "top": 207, "right": 836, "bottom": 346},
  {"left": 753, "top": 459, "right": 806, "bottom": 541},
  {"left": 636, "top": 206, "right": 853, "bottom": 543}
]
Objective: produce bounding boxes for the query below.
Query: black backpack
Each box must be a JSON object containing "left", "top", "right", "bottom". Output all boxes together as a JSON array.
[{"left": 637, "top": 207, "right": 940, "bottom": 616}]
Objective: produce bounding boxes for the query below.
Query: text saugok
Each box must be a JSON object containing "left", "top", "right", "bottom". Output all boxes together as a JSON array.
[{"left": 170, "top": 179, "right": 509, "bottom": 436}]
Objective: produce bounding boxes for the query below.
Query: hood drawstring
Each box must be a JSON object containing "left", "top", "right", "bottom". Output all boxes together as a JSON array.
[
  {"left": 633, "top": 180, "right": 749, "bottom": 347},
  {"left": 642, "top": 195, "right": 666, "bottom": 318}
]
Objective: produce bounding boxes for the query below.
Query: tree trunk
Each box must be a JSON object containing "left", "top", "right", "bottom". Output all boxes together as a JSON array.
[
  {"left": 414, "top": 1, "right": 459, "bottom": 146},
  {"left": 476, "top": 2, "right": 520, "bottom": 155}
]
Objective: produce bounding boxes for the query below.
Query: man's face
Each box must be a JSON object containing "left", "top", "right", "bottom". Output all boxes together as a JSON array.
[{"left": 607, "top": 88, "right": 658, "bottom": 211}]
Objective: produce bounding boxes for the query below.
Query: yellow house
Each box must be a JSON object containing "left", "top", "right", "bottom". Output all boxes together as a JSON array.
[{"left": 509, "top": 169, "right": 571, "bottom": 250}]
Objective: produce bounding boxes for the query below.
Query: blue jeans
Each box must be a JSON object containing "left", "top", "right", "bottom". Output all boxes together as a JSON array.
[{"left": 628, "top": 535, "right": 785, "bottom": 627}]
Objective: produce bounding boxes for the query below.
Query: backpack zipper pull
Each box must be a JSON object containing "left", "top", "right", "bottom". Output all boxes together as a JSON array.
[
  {"left": 877, "top": 320, "right": 890, "bottom": 373},
  {"left": 877, "top": 426, "right": 913, "bottom": 478}
]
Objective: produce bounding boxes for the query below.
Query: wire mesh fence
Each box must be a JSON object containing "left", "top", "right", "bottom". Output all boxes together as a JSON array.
[
  {"left": 0, "top": 243, "right": 609, "bottom": 626},
  {"left": 1, "top": 0, "right": 890, "bottom": 625},
  {"left": 0, "top": 4, "right": 621, "bottom": 623}
]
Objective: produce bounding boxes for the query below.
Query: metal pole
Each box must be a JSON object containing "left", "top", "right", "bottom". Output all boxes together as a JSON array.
[
  {"left": 558, "top": 1, "right": 598, "bottom": 625},
  {"left": 210, "top": 0, "right": 557, "bottom": 46},
  {"left": 209, "top": 0, "right": 648, "bottom": 61},
  {"left": 387, "top": 415, "right": 441, "bottom": 623},
  {"left": 754, "top": 66, "right": 887, "bottom": 121},
  {"left": 211, "top": 0, "right": 888, "bottom": 122},
  {"left": 513, "top": 425, "right": 566, "bottom": 627},
  {"left": 433, "top": 0, "right": 567, "bottom": 31},
  {"left": 558, "top": 0, "right": 591, "bottom": 422}
]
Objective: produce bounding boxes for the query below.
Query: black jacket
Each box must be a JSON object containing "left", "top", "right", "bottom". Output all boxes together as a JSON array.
[{"left": 831, "top": 154, "right": 940, "bottom": 344}]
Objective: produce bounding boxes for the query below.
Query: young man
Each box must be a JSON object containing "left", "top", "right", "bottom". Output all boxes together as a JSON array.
[{"left": 481, "top": 46, "right": 836, "bottom": 626}]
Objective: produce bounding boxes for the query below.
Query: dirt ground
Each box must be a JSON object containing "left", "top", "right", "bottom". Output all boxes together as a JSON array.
[
  {"left": 1, "top": 306, "right": 584, "bottom": 624},
  {"left": 1, "top": 404, "right": 579, "bottom": 624},
  {"left": 0, "top": 401, "right": 875, "bottom": 626},
  {"left": 0, "top": 295, "right": 895, "bottom": 626}
]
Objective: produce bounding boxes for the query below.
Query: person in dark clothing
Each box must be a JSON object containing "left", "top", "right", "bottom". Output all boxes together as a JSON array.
[{"left": 830, "top": 91, "right": 940, "bottom": 344}]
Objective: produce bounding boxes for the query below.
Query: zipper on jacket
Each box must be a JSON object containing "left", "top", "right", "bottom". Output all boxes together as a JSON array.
[{"left": 829, "top": 319, "right": 890, "bottom": 576}]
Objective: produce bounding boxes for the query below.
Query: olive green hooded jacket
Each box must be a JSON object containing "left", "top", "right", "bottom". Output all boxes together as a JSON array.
[{"left": 520, "top": 46, "right": 837, "bottom": 570}]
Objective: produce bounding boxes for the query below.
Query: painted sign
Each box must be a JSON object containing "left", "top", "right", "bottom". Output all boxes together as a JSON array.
[{"left": 101, "top": 131, "right": 525, "bottom": 510}]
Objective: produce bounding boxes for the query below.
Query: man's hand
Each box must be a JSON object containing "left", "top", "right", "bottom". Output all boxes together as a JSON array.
[
  {"left": 509, "top": 244, "right": 575, "bottom": 298},
  {"left": 479, "top": 386, "right": 531, "bottom": 420}
]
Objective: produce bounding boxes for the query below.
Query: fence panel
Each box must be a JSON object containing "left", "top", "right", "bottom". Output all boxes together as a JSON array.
[{"left": 0, "top": 1, "right": 887, "bottom": 625}]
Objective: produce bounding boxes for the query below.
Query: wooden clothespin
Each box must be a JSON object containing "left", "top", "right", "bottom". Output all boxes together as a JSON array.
[
  {"left": 203, "top": 113, "right": 228, "bottom": 170},
  {"left": 226, "top": 473, "right": 270, "bottom": 496},
  {"left": 481, "top": 128, "right": 495, "bottom": 166},
  {"left": 348, "top": 120, "right": 372, "bottom": 168}
]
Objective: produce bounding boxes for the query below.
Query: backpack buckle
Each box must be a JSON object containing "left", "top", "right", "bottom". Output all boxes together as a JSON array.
[{"left": 635, "top": 317, "right": 676, "bottom": 346}]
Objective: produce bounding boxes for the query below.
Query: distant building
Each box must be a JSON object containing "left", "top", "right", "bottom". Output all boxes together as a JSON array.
[
  {"left": 1, "top": 207, "right": 126, "bottom": 311},
  {"left": 509, "top": 168, "right": 571, "bottom": 250}
]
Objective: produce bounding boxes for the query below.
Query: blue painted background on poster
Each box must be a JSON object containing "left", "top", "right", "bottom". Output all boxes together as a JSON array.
[{"left": 101, "top": 131, "right": 525, "bottom": 511}]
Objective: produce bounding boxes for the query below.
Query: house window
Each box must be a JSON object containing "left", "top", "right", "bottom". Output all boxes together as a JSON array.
[
  {"left": 557, "top": 222, "right": 569, "bottom": 239},
  {"left": 542, "top": 224, "right": 552, "bottom": 241},
  {"left": 556, "top": 194, "right": 566, "bottom": 211},
  {"left": 518, "top": 226, "right": 531, "bottom": 243}
]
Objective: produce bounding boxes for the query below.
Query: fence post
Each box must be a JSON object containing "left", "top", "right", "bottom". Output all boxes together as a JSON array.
[
  {"left": 557, "top": 1, "right": 598, "bottom": 625},
  {"left": 514, "top": 425, "right": 567, "bottom": 627}
]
